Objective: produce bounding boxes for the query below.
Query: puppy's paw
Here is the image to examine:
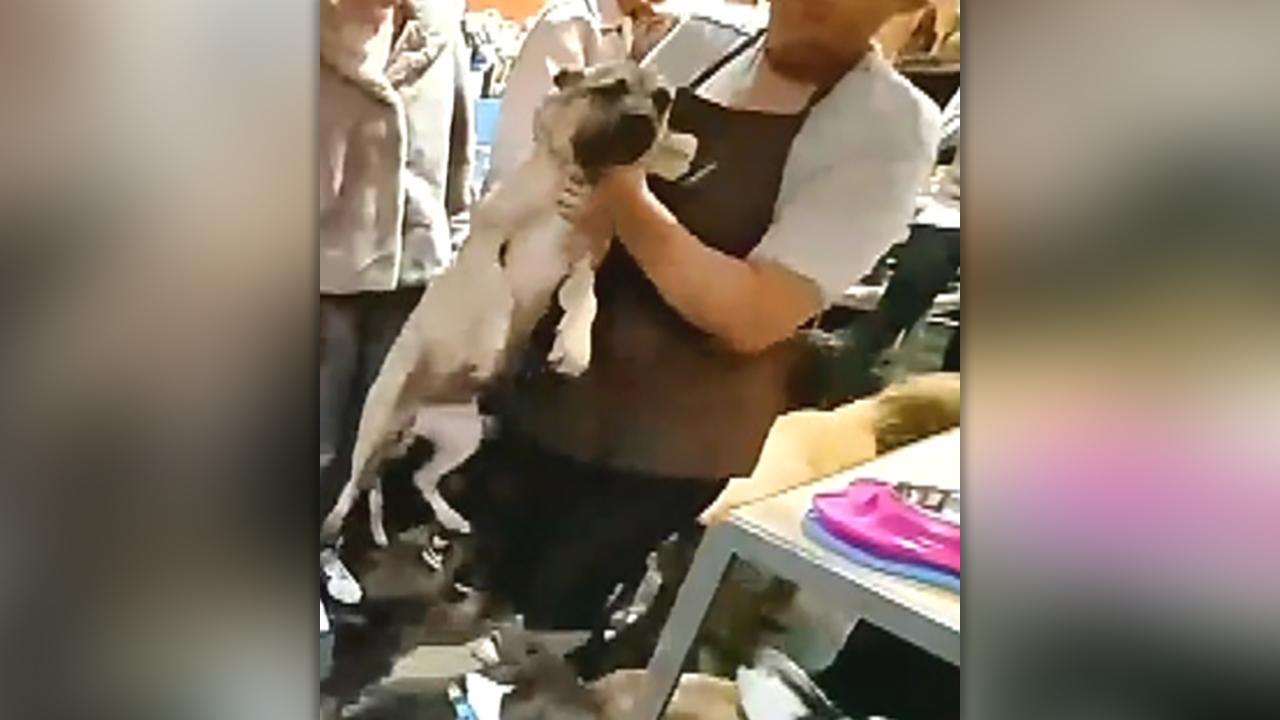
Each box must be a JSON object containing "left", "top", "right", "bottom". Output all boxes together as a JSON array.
[
  {"left": 319, "top": 510, "right": 347, "bottom": 544},
  {"left": 428, "top": 492, "right": 473, "bottom": 535},
  {"left": 644, "top": 131, "right": 698, "bottom": 180},
  {"left": 549, "top": 321, "right": 591, "bottom": 377},
  {"left": 321, "top": 475, "right": 366, "bottom": 542},
  {"left": 665, "top": 131, "right": 698, "bottom": 162},
  {"left": 548, "top": 259, "right": 597, "bottom": 376}
]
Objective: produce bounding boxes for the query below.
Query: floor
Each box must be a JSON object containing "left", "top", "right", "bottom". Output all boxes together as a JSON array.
[{"left": 319, "top": 305, "right": 958, "bottom": 718}]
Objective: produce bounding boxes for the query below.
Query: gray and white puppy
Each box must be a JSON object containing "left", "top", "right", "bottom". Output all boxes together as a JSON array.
[{"left": 323, "top": 62, "right": 697, "bottom": 546}]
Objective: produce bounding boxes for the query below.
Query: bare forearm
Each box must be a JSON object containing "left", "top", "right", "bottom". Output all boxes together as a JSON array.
[{"left": 611, "top": 183, "right": 821, "bottom": 353}]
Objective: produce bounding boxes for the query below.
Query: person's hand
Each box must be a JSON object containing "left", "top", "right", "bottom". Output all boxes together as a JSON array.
[
  {"left": 596, "top": 165, "right": 647, "bottom": 202},
  {"left": 557, "top": 173, "right": 614, "bottom": 264},
  {"left": 558, "top": 167, "right": 649, "bottom": 262},
  {"left": 631, "top": 12, "right": 678, "bottom": 60}
]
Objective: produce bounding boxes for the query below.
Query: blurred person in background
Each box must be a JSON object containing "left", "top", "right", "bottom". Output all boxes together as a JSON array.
[
  {"left": 486, "top": 0, "right": 677, "bottom": 189},
  {"left": 319, "top": 0, "right": 474, "bottom": 512},
  {"left": 861, "top": 86, "right": 961, "bottom": 369}
]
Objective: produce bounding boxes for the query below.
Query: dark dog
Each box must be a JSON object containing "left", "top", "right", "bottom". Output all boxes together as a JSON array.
[{"left": 323, "top": 530, "right": 508, "bottom": 711}]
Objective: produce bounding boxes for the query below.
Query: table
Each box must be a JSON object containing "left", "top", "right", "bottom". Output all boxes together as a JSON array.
[{"left": 630, "top": 429, "right": 961, "bottom": 720}]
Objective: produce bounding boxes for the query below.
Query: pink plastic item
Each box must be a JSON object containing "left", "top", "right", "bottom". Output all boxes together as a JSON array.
[{"left": 811, "top": 480, "right": 961, "bottom": 576}]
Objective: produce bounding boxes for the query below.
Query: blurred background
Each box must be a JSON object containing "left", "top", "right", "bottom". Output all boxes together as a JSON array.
[{"left": 967, "top": 1, "right": 1280, "bottom": 717}]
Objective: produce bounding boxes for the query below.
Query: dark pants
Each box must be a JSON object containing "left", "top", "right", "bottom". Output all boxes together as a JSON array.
[
  {"left": 319, "top": 289, "right": 422, "bottom": 516},
  {"left": 816, "top": 622, "right": 960, "bottom": 719},
  {"left": 450, "top": 431, "right": 724, "bottom": 630},
  {"left": 942, "top": 322, "right": 960, "bottom": 371},
  {"left": 866, "top": 224, "right": 961, "bottom": 358}
]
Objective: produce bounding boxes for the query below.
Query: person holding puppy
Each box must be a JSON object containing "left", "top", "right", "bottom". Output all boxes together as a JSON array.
[{"left": 466, "top": 0, "right": 943, "bottom": 629}]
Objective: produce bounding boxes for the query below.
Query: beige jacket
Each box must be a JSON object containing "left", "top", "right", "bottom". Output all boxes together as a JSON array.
[{"left": 319, "top": 0, "right": 474, "bottom": 294}]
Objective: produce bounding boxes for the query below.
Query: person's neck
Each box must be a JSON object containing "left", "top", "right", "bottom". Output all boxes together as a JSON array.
[
  {"left": 771, "top": 41, "right": 872, "bottom": 83},
  {"left": 763, "top": 15, "right": 885, "bottom": 88},
  {"left": 735, "top": 51, "right": 817, "bottom": 114}
]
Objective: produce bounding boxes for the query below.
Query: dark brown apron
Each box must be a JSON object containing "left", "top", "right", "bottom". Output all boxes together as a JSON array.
[{"left": 505, "top": 33, "right": 828, "bottom": 479}]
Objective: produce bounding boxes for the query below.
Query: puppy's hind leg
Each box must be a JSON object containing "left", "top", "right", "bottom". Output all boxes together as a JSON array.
[
  {"left": 348, "top": 422, "right": 415, "bottom": 545},
  {"left": 321, "top": 475, "right": 364, "bottom": 543},
  {"left": 411, "top": 402, "right": 486, "bottom": 535},
  {"left": 368, "top": 482, "right": 390, "bottom": 547},
  {"left": 425, "top": 490, "right": 471, "bottom": 536}
]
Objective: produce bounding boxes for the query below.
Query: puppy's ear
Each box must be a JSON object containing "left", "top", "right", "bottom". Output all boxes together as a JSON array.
[{"left": 546, "top": 59, "right": 586, "bottom": 90}]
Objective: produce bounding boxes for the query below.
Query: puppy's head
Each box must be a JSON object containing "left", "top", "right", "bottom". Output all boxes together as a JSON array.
[{"left": 534, "top": 61, "right": 675, "bottom": 182}]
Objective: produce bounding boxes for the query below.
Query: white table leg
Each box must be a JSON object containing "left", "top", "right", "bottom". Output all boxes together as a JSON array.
[
  {"left": 632, "top": 511, "right": 959, "bottom": 720},
  {"left": 629, "top": 527, "right": 735, "bottom": 720}
]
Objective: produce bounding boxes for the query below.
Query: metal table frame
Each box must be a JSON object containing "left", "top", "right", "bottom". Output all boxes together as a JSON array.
[{"left": 629, "top": 430, "right": 962, "bottom": 720}]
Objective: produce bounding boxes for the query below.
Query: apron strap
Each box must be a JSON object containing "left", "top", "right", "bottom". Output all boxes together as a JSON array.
[
  {"left": 687, "top": 28, "right": 841, "bottom": 114},
  {"left": 688, "top": 28, "right": 766, "bottom": 91}
]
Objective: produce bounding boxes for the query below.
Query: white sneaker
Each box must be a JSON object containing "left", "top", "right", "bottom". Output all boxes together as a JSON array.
[{"left": 320, "top": 548, "right": 363, "bottom": 605}]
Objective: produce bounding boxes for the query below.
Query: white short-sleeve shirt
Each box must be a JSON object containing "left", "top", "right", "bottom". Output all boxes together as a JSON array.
[{"left": 698, "top": 39, "right": 943, "bottom": 302}]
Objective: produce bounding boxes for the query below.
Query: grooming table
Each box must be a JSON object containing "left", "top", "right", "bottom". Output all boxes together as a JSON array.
[{"left": 629, "top": 430, "right": 962, "bottom": 720}]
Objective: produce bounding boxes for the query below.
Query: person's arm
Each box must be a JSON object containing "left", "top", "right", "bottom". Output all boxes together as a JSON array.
[
  {"left": 596, "top": 167, "right": 824, "bottom": 354},
  {"left": 577, "top": 73, "right": 941, "bottom": 354}
]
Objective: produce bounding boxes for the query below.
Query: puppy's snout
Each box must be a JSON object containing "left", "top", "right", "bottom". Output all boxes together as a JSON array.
[
  {"left": 618, "top": 112, "right": 657, "bottom": 152},
  {"left": 572, "top": 107, "right": 660, "bottom": 179},
  {"left": 652, "top": 87, "right": 672, "bottom": 114}
]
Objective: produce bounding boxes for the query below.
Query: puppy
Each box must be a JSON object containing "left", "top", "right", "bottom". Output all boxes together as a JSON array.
[
  {"left": 323, "top": 537, "right": 504, "bottom": 708},
  {"left": 485, "top": 625, "right": 739, "bottom": 720},
  {"left": 592, "top": 671, "right": 739, "bottom": 720},
  {"left": 483, "top": 626, "right": 598, "bottom": 720},
  {"left": 323, "top": 61, "right": 697, "bottom": 546},
  {"left": 736, "top": 647, "right": 844, "bottom": 720},
  {"left": 699, "top": 372, "right": 961, "bottom": 525}
]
